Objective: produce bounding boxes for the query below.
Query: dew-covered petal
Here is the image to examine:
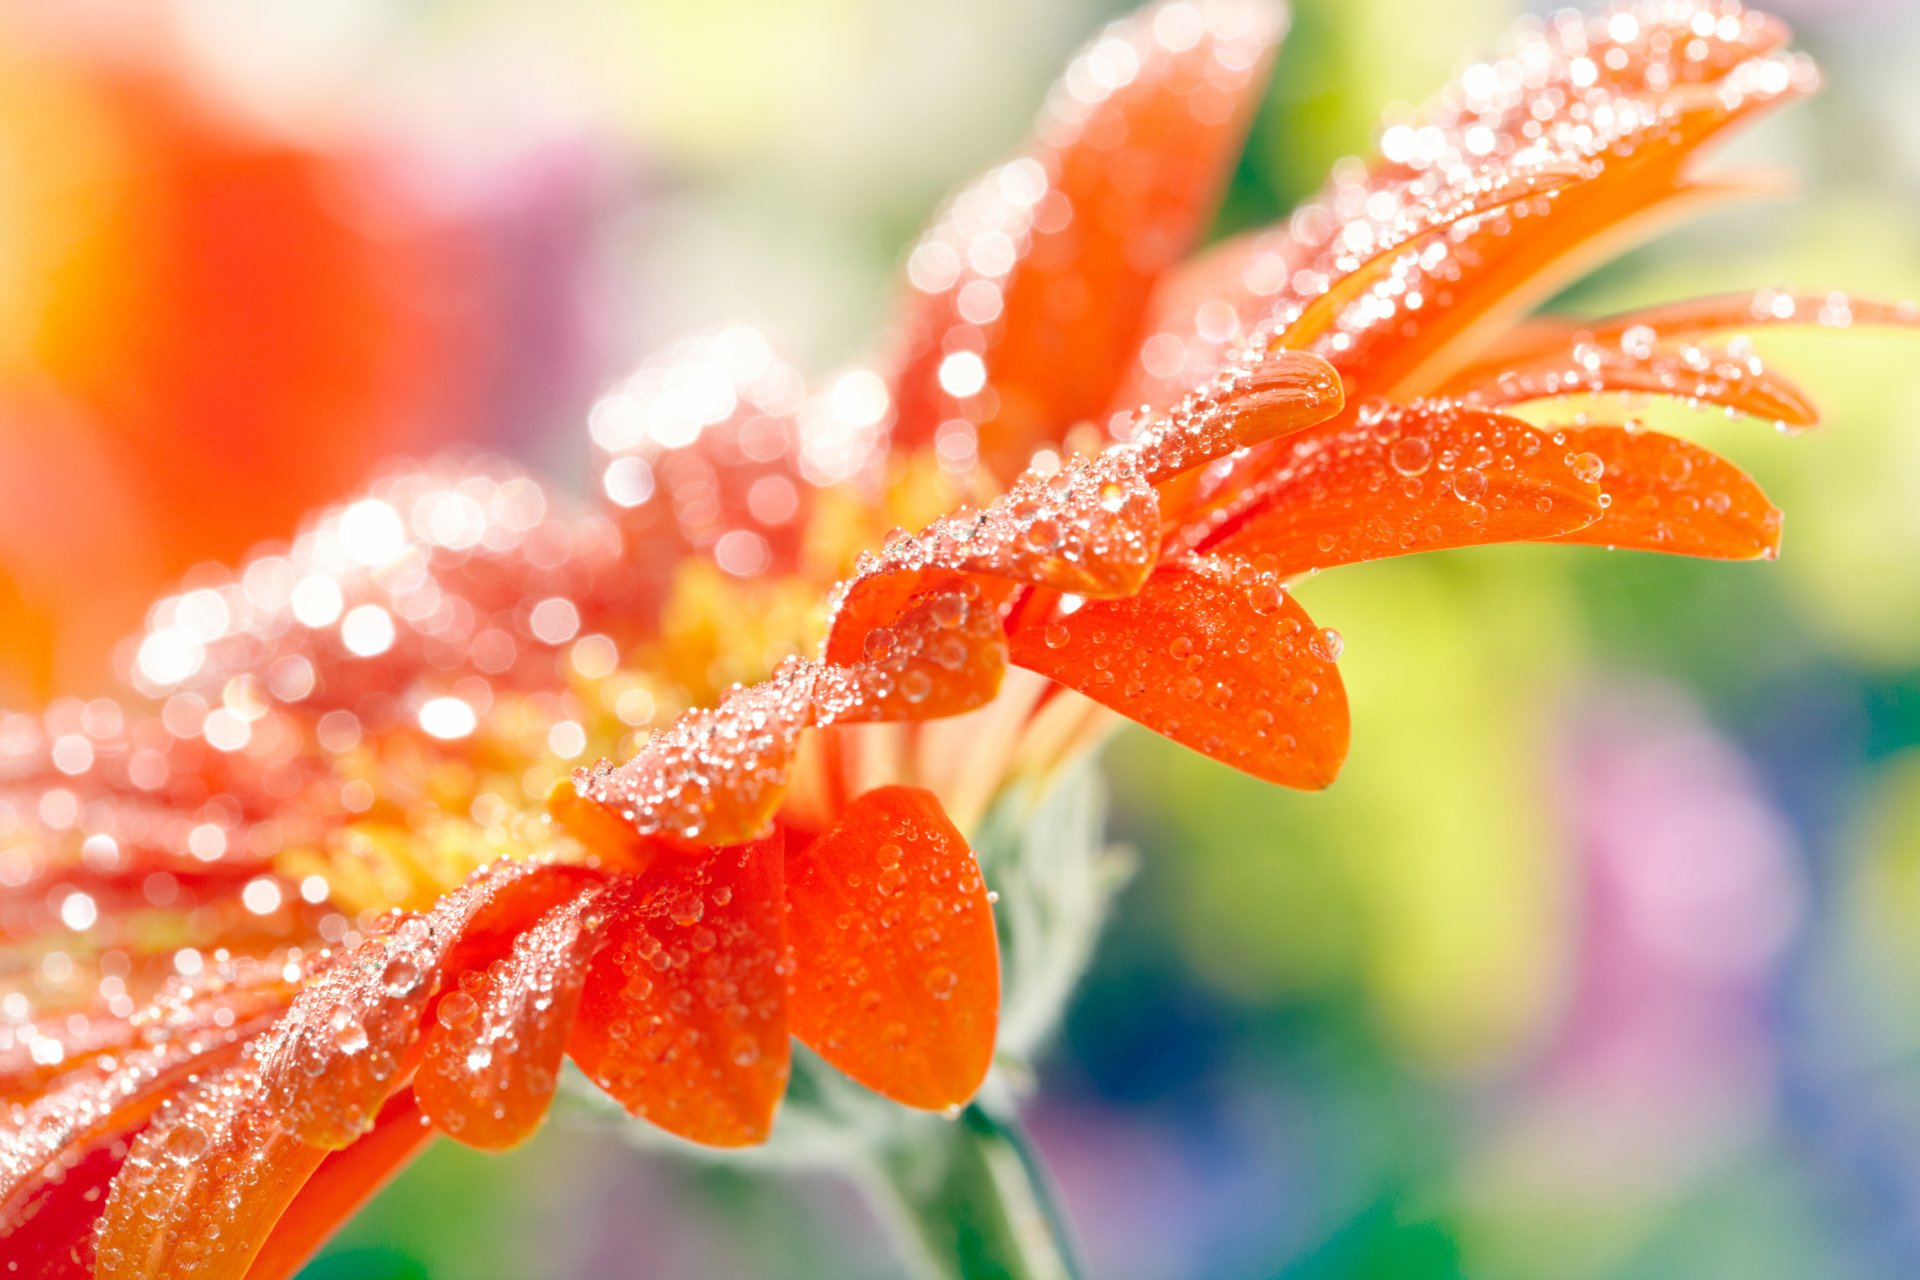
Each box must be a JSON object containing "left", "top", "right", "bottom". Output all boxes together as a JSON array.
[
  {"left": 1445, "top": 338, "right": 1820, "bottom": 428},
  {"left": 1542, "top": 426, "right": 1782, "bottom": 559},
  {"left": 568, "top": 660, "right": 824, "bottom": 847},
  {"left": 1125, "top": 3, "right": 1811, "bottom": 440},
  {"left": 1312, "top": 65, "right": 1816, "bottom": 403},
  {"left": 569, "top": 833, "right": 790, "bottom": 1147},
  {"left": 826, "top": 578, "right": 1010, "bottom": 723},
  {"left": 256, "top": 859, "right": 600, "bottom": 1148},
  {"left": 1123, "top": 348, "right": 1345, "bottom": 487},
  {"left": 240, "top": 1090, "right": 435, "bottom": 1280},
  {"left": 888, "top": 0, "right": 1286, "bottom": 482},
  {"left": 785, "top": 786, "right": 997, "bottom": 1110},
  {"left": 91, "top": 1060, "right": 434, "bottom": 1280},
  {"left": 416, "top": 885, "right": 619, "bottom": 1150},
  {"left": 1200, "top": 402, "right": 1604, "bottom": 573},
  {"left": 92, "top": 1058, "right": 330, "bottom": 1280},
  {"left": 1536, "top": 288, "right": 1920, "bottom": 351},
  {"left": 1009, "top": 555, "right": 1348, "bottom": 789},
  {"left": 0, "top": 1001, "right": 286, "bottom": 1228},
  {"left": 0, "top": 1128, "right": 126, "bottom": 1280},
  {"left": 0, "top": 957, "right": 301, "bottom": 1108}
]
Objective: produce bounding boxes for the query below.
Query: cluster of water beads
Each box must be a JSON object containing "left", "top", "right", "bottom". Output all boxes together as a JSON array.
[{"left": 588, "top": 329, "right": 893, "bottom": 587}]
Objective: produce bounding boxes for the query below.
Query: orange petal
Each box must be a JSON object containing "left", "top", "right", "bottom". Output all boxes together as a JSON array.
[
  {"left": 242, "top": 1090, "right": 435, "bottom": 1280},
  {"left": 257, "top": 860, "right": 601, "bottom": 1148},
  {"left": 888, "top": 0, "right": 1285, "bottom": 482},
  {"left": 1543, "top": 426, "right": 1782, "bottom": 560},
  {"left": 1559, "top": 288, "right": 1920, "bottom": 349},
  {"left": 569, "top": 662, "right": 821, "bottom": 847},
  {"left": 0, "top": 1013, "right": 278, "bottom": 1223},
  {"left": 1444, "top": 339, "right": 1820, "bottom": 428},
  {"left": 93, "top": 1058, "right": 331, "bottom": 1280},
  {"left": 92, "top": 1058, "right": 433, "bottom": 1280},
  {"left": 1009, "top": 555, "right": 1348, "bottom": 789},
  {"left": 569, "top": 833, "right": 791, "bottom": 1148},
  {"left": 416, "top": 883, "right": 620, "bottom": 1151},
  {"left": 1199, "top": 402, "right": 1603, "bottom": 573},
  {"left": 1126, "top": 348, "right": 1345, "bottom": 486},
  {"left": 826, "top": 576, "right": 1010, "bottom": 723},
  {"left": 785, "top": 787, "right": 998, "bottom": 1109},
  {"left": 0, "top": 1127, "right": 126, "bottom": 1280}
]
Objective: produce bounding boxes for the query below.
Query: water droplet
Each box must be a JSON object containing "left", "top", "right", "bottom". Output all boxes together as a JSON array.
[
  {"left": 437, "top": 991, "right": 479, "bottom": 1029},
  {"left": 163, "top": 1123, "right": 209, "bottom": 1164},
  {"left": 382, "top": 954, "right": 422, "bottom": 996},
  {"left": 1571, "top": 451, "right": 1605, "bottom": 484},
  {"left": 329, "top": 1008, "right": 369, "bottom": 1055},
  {"left": 1309, "top": 628, "right": 1344, "bottom": 662},
  {"left": 1389, "top": 435, "right": 1432, "bottom": 476},
  {"left": 1453, "top": 467, "right": 1488, "bottom": 502}
]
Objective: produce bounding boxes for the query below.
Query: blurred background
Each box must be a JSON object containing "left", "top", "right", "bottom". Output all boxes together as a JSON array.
[{"left": 4, "top": 0, "right": 1920, "bottom": 1276}]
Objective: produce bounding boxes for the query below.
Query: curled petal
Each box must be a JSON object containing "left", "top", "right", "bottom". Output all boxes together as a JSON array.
[
  {"left": 92, "top": 1064, "right": 429, "bottom": 1280},
  {"left": 1541, "top": 288, "right": 1920, "bottom": 351},
  {"left": 1543, "top": 426, "right": 1783, "bottom": 560},
  {"left": 93, "top": 1059, "right": 329, "bottom": 1280},
  {"left": 569, "top": 662, "right": 823, "bottom": 847},
  {"left": 417, "top": 884, "right": 620, "bottom": 1150},
  {"left": 827, "top": 578, "right": 1009, "bottom": 723},
  {"left": 1445, "top": 338, "right": 1820, "bottom": 427},
  {"left": 1010, "top": 556, "right": 1348, "bottom": 789},
  {"left": 241, "top": 1090, "right": 435, "bottom": 1280},
  {"left": 569, "top": 832, "right": 790, "bottom": 1147},
  {"left": 0, "top": 997, "right": 288, "bottom": 1225},
  {"left": 786, "top": 787, "right": 998, "bottom": 1110},
  {"left": 889, "top": 0, "right": 1286, "bottom": 481},
  {"left": 257, "top": 860, "right": 601, "bottom": 1148},
  {"left": 0, "top": 1130, "right": 126, "bottom": 1280},
  {"left": 1124, "top": 348, "right": 1345, "bottom": 487},
  {"left": 1201, "top": 402, "right": 1604, "bottom": 572}
]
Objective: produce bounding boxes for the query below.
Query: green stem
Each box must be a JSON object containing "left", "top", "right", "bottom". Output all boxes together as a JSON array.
[{"left": 862, "top": 1103, "right": 1084, "bottom": 1280}]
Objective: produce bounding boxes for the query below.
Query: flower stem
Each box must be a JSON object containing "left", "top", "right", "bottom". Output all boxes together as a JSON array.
[{"left": 863, "top": 1102, "right": 1084, "bottom": 1280}]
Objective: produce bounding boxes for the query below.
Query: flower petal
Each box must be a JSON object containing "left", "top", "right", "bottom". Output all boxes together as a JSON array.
[
  {"left": 785, "top": 787, "right": 998, "bottom": 1109},
  {"left": 416, "top": 884, "right": 619, "bottom": 1151},
  {"left": 888, "top": 0, "right": 1286, "bottom": 481},
  {"left": 257, "top": 859, "right": 601, "bottom": 1148},
  {"left": 1443, "top": 338, "right": 1820, "bottom": 428},
  {"left": 1200, "top": 402, "right": 1604, "bottom": 572},
  {"left": 826, "top": 579, "right": 1010, "bottom": 724},
  {"left": 92, "top": 1062, "right": 427, "bottom": 1280},
  {"left": 1525, "top": 288, "right": 1920, "bottom": 351},
  {"left": 0, "top": 1130, "right": 126, "bottom": 1280},
  {"left": 569, "top": 833, "right": 791, "bottom": 1148},
  {"left": 93, "top": 1059, "right": 329, "bottom": 1280},
  {"left": 239, "top": 1090, "right": 435, "bottom": 1280},
  {"left": 1010, "top": 555, "right": 1348, "bottom": 789},
  {"left": 1542, "top": 426, "right": 1782, "bottom": 560}
]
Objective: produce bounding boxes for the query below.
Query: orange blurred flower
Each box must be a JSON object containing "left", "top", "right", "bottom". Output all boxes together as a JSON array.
[
  {"left": 1, "top": 2, "right": 1912, "bottom": 1277},
  {"left": 0, "top": 21, "right": 468, "bottom": 703}
]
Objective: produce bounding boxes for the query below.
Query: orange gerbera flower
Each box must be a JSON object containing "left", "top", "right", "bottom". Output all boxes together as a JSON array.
[{"left": 1, "top": 2, "right": 1911, "bottom": 1277}]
